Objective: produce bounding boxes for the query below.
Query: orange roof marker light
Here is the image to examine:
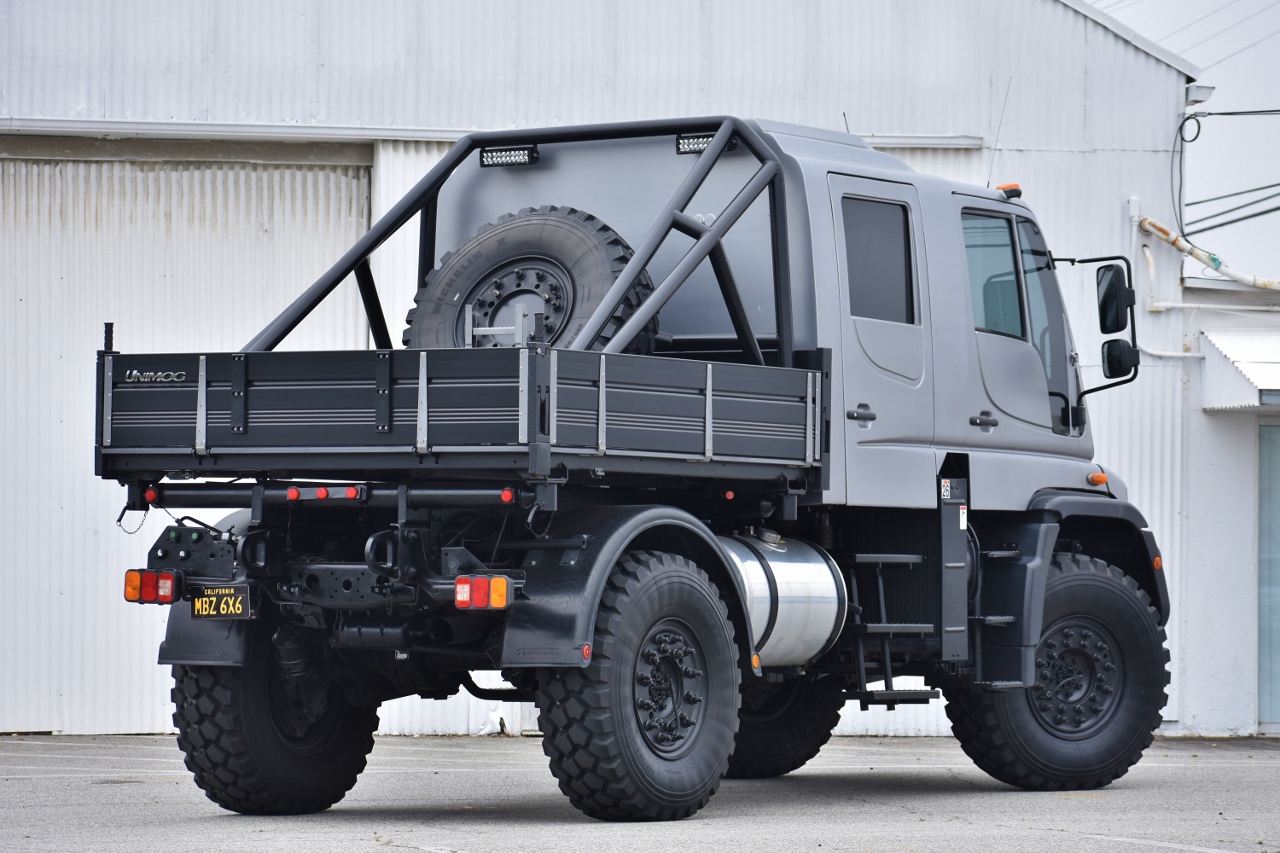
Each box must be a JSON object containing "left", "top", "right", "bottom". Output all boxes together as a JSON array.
[{"left": 997, "top": 183, "right": 1022, "bottom": 200}]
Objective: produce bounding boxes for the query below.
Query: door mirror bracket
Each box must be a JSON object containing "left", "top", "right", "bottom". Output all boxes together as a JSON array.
[{"left": 1050, "top": 253, "right": 1141, "bottom": 406}]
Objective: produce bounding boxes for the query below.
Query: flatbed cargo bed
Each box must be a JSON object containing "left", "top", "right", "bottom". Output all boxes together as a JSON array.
[{"left": 97, "top": 346, "right": 825, "bottom": 484}]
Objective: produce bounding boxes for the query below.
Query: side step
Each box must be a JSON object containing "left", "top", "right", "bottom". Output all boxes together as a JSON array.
[
  {"left": 847, "top": 689, "right": 939, "bottom": 710},
  {"left": 846, "top": 623, "right": 934, "bottom": 635}
]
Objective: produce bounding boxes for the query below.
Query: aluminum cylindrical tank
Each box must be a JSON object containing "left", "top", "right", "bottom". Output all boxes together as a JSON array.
[{"left": 718, "top": 533, "right": 847, "bottom": 667}]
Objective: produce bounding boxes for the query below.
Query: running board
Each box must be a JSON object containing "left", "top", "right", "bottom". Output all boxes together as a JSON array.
[{"left": 847, "top": 689, "right": 939, "bottom": 711}]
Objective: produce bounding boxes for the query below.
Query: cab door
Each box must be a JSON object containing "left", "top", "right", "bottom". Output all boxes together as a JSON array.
[
  {"left": 950, "top": 207, "right": 1089, "bottom": 505},
  {"left": 829, "top": 174, "right": 935, "bottom": 508}
]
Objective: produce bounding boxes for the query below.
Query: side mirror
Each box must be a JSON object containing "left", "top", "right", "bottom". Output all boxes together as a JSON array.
[
  {"left": 1097, "top": 263, "right": 1134, "bottom": 334},
  {"left": 1102, "top": 339, "right": 1141, "bottom": 379}
]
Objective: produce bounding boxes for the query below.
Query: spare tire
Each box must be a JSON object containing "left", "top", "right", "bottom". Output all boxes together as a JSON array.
[{"left": 403, "top": 205, "right": 657, "bottom": 351}]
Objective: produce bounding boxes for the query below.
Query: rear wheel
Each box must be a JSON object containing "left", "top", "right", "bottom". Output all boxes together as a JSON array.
[
  {"left": 726, "top": 675, "right": 846, "bottom": 778},
  {"left": 535, "top": 550, "right": 740, "bottom": 821},
  {"left": 939, "top": 554, "right": 1168, "bottom": 790},
  {"left": 172, "top": 649, "right": 378, "bottom": 814}
]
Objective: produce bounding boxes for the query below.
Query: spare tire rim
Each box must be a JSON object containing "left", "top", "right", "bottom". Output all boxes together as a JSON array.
[
  {"left": 1028, "top": 616, "right": 1125, "bottom": 738},
  {"left": 454, "top": 257, "right": 575, "bottom": 347},
  {"left": 633, "top": 619, "right": 706, "bottom": 758}
]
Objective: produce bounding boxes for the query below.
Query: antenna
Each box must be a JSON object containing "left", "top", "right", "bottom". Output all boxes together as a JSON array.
[
  {"left": 843, "top": 111, "right": 850, "bottom": 133},
  {"left": 986, "top": 77, "right": 1013, "bottom": 188}
]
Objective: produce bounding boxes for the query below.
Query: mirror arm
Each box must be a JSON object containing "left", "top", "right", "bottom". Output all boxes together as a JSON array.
[{"left": 1053, "top": 254, "right": 1141, "bottom": 406}]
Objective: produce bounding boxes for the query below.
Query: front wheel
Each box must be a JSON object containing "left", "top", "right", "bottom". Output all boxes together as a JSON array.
[
  {"left": 940, "top": 554, "right": 1169, "bottom": 790},
  {"left": 172, "top": 653, "right": 379, "bottom": 814},
  {"left": 535, "top": 550, "right": 740, "bottom": 821}
]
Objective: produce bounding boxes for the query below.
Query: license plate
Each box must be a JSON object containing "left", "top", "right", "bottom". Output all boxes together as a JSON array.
[{"left": 191, "top": 585, "right": 251, "bottom": 619}]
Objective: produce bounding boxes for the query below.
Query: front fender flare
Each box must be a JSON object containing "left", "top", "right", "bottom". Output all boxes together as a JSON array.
[{"left": 1029, "top": 490, "right": 1170, "bottom": 627}]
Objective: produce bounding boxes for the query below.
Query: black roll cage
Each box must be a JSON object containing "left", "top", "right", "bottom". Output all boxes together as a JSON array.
[{"left": 242, "top": 116, "right": 794, "bottom": 368}]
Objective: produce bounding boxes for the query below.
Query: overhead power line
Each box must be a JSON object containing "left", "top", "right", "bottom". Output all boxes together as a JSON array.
[
  {"left": 1188, "top": 180, "right": 1280, "bottom": 206},
  {"left": 1178, "top": 0, "right": 1280, "bottom": 52},
  {"left": 1202, "top": 24, "right": 1280, "bottom": 68},
  {"left": 1158, "top": 0, "right": 1249, "bottom": 43},
  {"left": 1186, "top": 189, "right": 1280, "bottom": 225},
  {"left": 1185, "top": 202, "right": 1280, "bottom": 236}
]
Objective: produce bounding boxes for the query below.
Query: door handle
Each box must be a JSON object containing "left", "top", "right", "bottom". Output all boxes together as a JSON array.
[
  {"left": 969, "top": 414, "right": 999, "bottom": 428},
  {"left": 847, "top": 408, "right": 877, "bottom": 422}
]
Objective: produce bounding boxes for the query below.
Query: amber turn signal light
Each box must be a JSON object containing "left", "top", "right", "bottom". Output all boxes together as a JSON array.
[
  {"left": 124, "top": 570, "right": 142, "bottom": 602},
  {"left": 1088, "top": 472, "right": 1108, "bottom": 486}
]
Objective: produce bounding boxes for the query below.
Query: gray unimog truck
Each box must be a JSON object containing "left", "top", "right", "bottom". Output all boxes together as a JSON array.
[{"left": 97, "top": 117, "right": 1167, "bottom": 821}]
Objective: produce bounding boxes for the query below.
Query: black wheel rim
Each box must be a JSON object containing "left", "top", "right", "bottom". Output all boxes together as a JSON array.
[
  {"left": 633, "top": 620, "right": 707, "bottom": 758},
  {"left": 453, "top": 256, "right": 575, "bottom": 347},
  {"left": 267, "top": 669, "right": 348, "bottom": 756},
  {"left": 1028, "top": 616, "right": 1125, "bottom": 739}
]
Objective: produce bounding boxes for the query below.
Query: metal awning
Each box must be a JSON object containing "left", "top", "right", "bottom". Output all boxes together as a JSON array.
[{"left": 1202, "top": 330, "right": 1280, "bottom": 410}]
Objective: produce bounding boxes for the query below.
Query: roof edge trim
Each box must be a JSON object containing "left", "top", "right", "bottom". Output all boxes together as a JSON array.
[
  {"left": 1, "top": 116, "right": 470, "bottom": 144},
  {"left": 1058, "top": 0, "right": 1200, "bottom": 80}
]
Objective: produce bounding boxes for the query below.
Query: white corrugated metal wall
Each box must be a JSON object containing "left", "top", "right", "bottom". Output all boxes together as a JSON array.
[
  {"left": 1, "top": 0, "right": 1205, "bottom": 734},
  {"left": 0, "top": 146, "right": 370, "bottom": 732}
]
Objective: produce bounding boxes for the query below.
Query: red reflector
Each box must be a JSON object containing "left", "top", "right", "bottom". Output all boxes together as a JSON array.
[
  {"left": 583, "top": 643, "right": 592, "bottom": 661},
  {"left": 316, "top": 487, "right": 329, "bottom": 500},
  {"left": 157, "top": 572, "right": 176, "bottom": 604},
  {"left": 140, "top": 571, "right": 158, "bottom": 603},
  {"left": 345, "top": 486, "right": 359, "bottom": 500},
  {"left": 723, "top": 489, "right": 735, "bottom": 500},
  {"left": 286, "top": 487, "right": 300, "bottom": 501},
  {"left": 455, "top": 577, "right": 472, "bottom": 608},
  {"left": 144, "top": 488, "right": 158, "bottom": 503},
  {"left": 500, "top": 488, "right": 515, "bottom": 504},
  {"left": 472, "top": 576, "right": 490, "bottom": 609}
]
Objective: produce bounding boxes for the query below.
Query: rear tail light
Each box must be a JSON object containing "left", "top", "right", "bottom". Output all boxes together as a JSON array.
[
  {"left": 124, "top": 569, "right": 180, "bottom": 605},
  {"left": 472, "top": 576, "right": 490, "bottom": 609},
  {"left": 490, "top": 576, "right": 509, "bottom": 609},
  {"left": 453, "top": 575, "right": 513, "bottom": 610},
  {"left": 454, "top": 577, "right": 472, "bottom": 609},
  {"left": 140, "top": 571, "right": 158, "bottom": 602},
  {"left": 157, "top": 572, "right": 176, "bottom": 604},
  {"left": 124, "top": 570, "right": 142, "bottom": 602}
]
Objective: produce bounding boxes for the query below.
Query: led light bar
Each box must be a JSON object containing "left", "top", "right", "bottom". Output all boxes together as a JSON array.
[
  {"left": 480, "top": 145, "right": 540, "bottom": 167},
  {"left": 676, "top": 133, "right": 738, "bottom": 155}
]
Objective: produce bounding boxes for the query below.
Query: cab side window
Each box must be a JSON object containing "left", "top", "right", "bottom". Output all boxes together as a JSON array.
[
  {"left": 842, "top": 197, "right": 914, "bottom": 324},
  {"left": 961, "top": 213, "right": 1023, "bottom": 337}
]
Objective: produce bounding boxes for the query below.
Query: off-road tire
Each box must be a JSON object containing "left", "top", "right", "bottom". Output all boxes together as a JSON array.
[
  {"left": 937, "top": 554, "right": 1169, "bottom": 790},
  {"left": 726, "top": 675, "right": 846, "bottom": 778},
  {"left": 403, "top": 205, "right": 657, "bottom": 352},
  {"left": 172, "top": 661, "right": 379, "bottom": 814},
  {"left": 535, "top": 550, "right": 740, "bottom": 821}
]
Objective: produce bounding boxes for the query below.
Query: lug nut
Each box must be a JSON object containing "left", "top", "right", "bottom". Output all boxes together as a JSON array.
[
  {"left": 683, "top": 691, "right": 703, "bottom": 705},
  {"left": 679, "top": 713, "right": 696, "bottom": 728},
  {"left": 535, "top": 270, "right": 546, "bottom": 281},
  {"left": 643, "top": 650, "right": 658, "bottom": 664},
  {"left": 637, "top": 673, "right": 652, "bottom": 686},
  {"left": 682, "top": 667, "right": 702, "bottom": 678},
  {"left": 637, "top": 699, "right": 654, "bottom": 711}
]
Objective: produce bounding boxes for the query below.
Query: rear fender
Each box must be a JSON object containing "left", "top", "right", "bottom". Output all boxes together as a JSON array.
[{"left": 498, "top": 505, "right": 759, "bottom": 673}]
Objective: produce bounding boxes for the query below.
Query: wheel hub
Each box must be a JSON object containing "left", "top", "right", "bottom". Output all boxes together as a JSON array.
[
  {"left": 634, "top": 622, "right": 705, "bottom": 757},
  {"left": 1029, "top": 618, "right": 1123, "bottom": 737},
  {"left": 455, "top": 258, "right": 574, "bottom": 347}
]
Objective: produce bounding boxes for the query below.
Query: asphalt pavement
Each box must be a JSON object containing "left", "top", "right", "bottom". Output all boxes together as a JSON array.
[{"left": 2, "top": 733, "right": 1278, "bottom": 853}]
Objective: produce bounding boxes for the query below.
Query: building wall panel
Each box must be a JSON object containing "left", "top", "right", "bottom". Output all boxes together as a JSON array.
[{"left": 0, "top": 156, "right": 368, "bottom": 732}]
